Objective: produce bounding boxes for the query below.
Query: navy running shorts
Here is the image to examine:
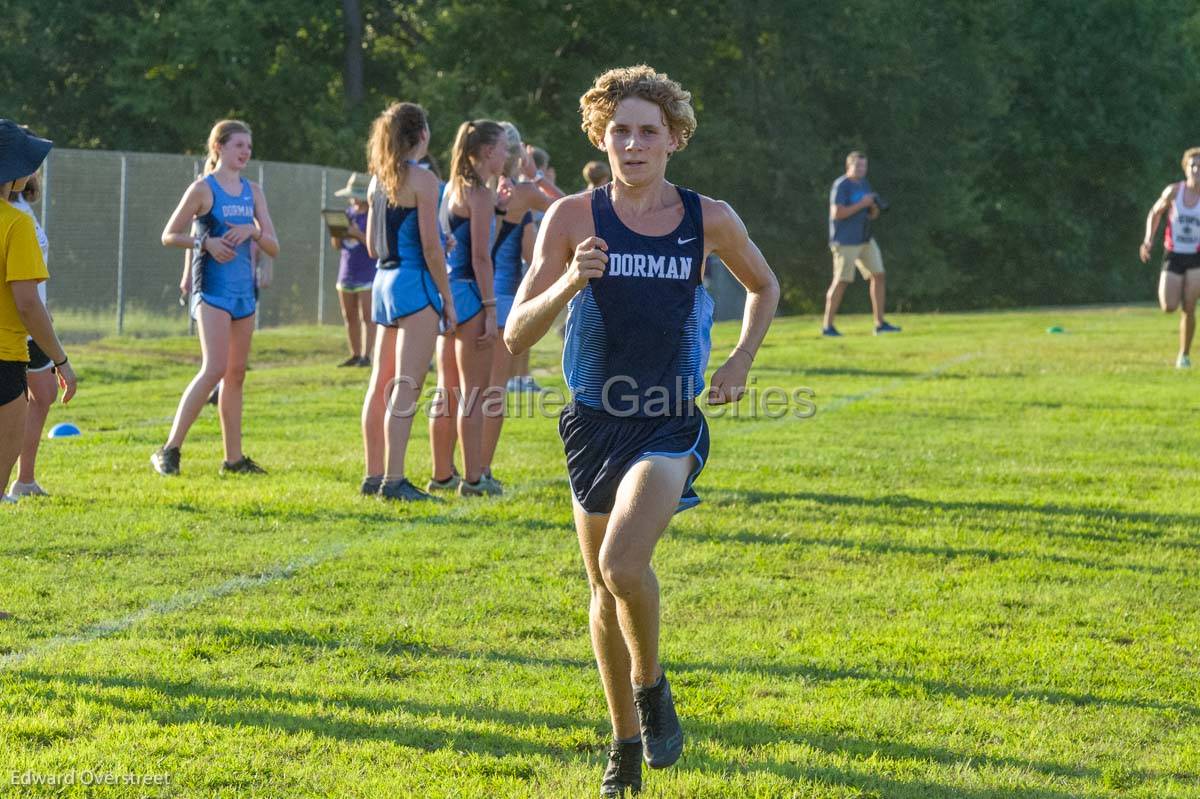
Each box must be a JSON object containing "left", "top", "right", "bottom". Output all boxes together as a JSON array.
[
  {"left": 559, "top": 400, "right": 709, "bottom": 515},
  {"left": 26, "top": 338, "right": 52, "bottom": 372}
]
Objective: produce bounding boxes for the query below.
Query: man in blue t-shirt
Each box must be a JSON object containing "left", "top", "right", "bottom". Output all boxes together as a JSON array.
[{"left": 822, "top": 151, "right": 900, "bottom": 336}]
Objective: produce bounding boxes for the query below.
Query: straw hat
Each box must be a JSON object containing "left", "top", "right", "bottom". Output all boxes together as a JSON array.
[{"left": 334, "top": 172, "right": 371, "bottom": 200}]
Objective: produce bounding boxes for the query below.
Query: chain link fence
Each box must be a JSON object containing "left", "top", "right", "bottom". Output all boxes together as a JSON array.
[
  {"left": 31, "top": 147, "right": 744, "bottom": 341},
  {"left": 33, "top": 148, "right": 353, "bottom": 340}
]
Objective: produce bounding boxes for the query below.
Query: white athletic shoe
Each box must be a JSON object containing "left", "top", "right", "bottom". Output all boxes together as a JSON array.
[
  {"left": 9, "top": 481, "right": 48, "bottom": 498},
  {"left": 1177, "top": 353, "right": 1191, "bottom": 369},
  {"left": 1, "top": 494, "right": 17, "bottom": 505}
]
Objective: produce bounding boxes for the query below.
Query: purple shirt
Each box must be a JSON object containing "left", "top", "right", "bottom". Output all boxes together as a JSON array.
[{"left": 338, "top": 208, "right": 376, "bottom": 287}]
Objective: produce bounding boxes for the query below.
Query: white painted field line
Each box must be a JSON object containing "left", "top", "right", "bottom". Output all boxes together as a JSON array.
[
  {"left": 3, "top": 354, "right": 979, "bottom": 671},
  {"left": 0, "top": 502, "right": 482, "bottom": 672}
]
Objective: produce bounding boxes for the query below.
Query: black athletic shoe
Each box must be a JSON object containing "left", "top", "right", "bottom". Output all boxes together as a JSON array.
[
  {"left": 221, "top": 456, "right": 267, "bottom": 475},
  {"left": 379, "top": 478, "right": 435, "bottom": 502},
  {"left": 151, "top": 446, "right": 181, "bottom": 476},
  {"left": 600, "top": 740, "right": 643, "bottom": 797},
  {"left": 338, "top": 355, "right": 360, "bottom": 367},
  {"left": 356, "top": 355, "right": 371, "bottom": 367},
  {"left": 360, "top": 475, "right": 383, "bottom": 496},
  {"left": 426, "top": 467, "right": 461, "bottom": 493},
  {"left": 633, "top": 672, "right": 683, "bottom": 769}
]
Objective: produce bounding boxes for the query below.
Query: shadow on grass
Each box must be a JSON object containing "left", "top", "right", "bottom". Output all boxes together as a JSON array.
[
  {"left": 675, "top": 523, "right": 1177, "bottom": 579},
  {"left": 701, "top": 487, "right": 1200, "bottom": 552},
  {"left": 12, "top": 667, "right": 1108, "bottom": 798}
]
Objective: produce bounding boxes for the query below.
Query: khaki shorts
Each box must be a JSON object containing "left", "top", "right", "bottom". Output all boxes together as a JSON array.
[{"left": 830, "top": 239, "right": 884, "bottom": 282}]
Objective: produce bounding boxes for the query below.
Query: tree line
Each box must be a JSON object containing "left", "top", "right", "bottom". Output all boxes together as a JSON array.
[{"left": 5, "top": 0, "right": 1198, "bottom": 312}]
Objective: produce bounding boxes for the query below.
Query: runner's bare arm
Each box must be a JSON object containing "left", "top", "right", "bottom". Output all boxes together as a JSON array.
[
  {"left": 1142, "top": 184, "right": 1177, "bottom": 262},
  {"left": 703, "top": 198, "right": 779, "bottom": 404},
  {"left": 161, "top": 180, "right": 210, "bottom": 249}
]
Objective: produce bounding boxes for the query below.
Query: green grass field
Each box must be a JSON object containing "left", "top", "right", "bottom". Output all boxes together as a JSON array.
[{"left": 1, "top": 307, "right": 1198, "bottom": 798}]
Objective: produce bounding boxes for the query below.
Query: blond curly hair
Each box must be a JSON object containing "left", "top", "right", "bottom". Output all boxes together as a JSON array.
[{"left": 579, "top": 65, "right": 696, "bottom": 151}]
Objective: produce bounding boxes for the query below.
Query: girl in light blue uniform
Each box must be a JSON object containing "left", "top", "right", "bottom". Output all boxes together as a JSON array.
[
  {"left": 193, "top": 173, "right": 258, "bottom": 320},
  {"left": 370, "top": 178, "right": 444, "bottom": 326},
  {"left": 429, "top": 119, "right": 507, "bottom": 497},
  {"left": 155, "top": 119, "right": 279, "bottom": 477},
  {"left": 360, "top": 102, "right": 456, "bottom": 501},
  {"left": 478, "top": 121, "right": 565, "bottom": 482}
]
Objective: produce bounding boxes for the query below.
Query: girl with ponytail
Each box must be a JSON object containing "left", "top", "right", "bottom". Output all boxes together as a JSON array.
[
  {"left": 358, "top": 102, "right": 456, "bottom": 501},
  {"left": 431, "top": 119, "right": 506, "bottom": 496},
  {"left": 475, "top": 121, "right": 563, "bottom": 485},
  {"left": 155, "top": 119, "right": 279, "bottom": 477}
]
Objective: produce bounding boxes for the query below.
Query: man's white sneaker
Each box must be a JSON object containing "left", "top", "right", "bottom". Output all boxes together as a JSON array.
[
  {"left": 9, "top": 481, "right": 48, "bottom": 498},
  {"left": 1177, "top": 354, "right": 1191, "bottom": 369}
]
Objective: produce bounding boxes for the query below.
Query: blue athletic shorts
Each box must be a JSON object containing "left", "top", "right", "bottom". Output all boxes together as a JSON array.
[
  {"left": 495, "top": 293, "right": 516, "bottom": 329},
  {"left": 449, "top": 278, "right": 483, "bottom": 327},
  {"left": 559, "top": 400, "right": 709, "bottom": 515},
  {"left": 194, "top": 292, "right": 256, "bottom": 321},
  {"left": 373, "top": 267, "right": 443, "bottom": 326}
]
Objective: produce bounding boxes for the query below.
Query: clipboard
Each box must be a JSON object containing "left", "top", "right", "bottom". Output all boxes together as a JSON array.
[{"left": 322, "top": 208, "right": 352, "bottom": 237}]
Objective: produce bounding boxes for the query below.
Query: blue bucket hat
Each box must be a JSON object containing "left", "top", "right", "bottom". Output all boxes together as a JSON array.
[{"left": 0, "top": 119, "right": 53, "bottom": 184}]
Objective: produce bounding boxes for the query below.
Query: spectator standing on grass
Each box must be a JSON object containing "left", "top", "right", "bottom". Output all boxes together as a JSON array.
[
  {"left": 8, "top": 172, "right": 57, "bottom": 498},
  {"left": 431, "top": 119, "right": 507, "bottom": 497},
  {"left": 359, "top": 102, "right": 456, "bottom": 501},
  {"left": 0, "top": 120, "right": 77, "bottom": 505},
  {"left": 475, "top": 121, "right": 564, "bottom": 485},
  {"left": 504, "top": 144, "right": 562, "bottom": 394},
  {"left": 153, "top": 119, "right": 279, "bottom": 477},
  {"left": 332, "top": 172, "right": 376, "bottom": 367},
  {"left": 822, "top": 151, "right": 900, "bottom": 337}
]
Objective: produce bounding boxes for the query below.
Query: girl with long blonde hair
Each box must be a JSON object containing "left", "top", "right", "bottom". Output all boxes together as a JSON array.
[{"left": 155, "top": 119, "right": 279, "bottom": 476}]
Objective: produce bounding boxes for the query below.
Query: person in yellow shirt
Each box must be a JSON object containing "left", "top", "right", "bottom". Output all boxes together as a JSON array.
[{"left": 0, "top": 121, "right": 76, "bottom": 504}]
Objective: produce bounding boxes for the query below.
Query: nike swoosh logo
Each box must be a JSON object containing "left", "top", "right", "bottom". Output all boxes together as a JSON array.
[{"left": 677, "top": 236, "right": 696, "bottom": 245}]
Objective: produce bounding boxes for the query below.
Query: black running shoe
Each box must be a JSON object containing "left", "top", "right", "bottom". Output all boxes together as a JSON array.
[
  {"left": 426, "top": 467, "right": 461, "bottom": 493},
  {"left": 600, "top": 740, "right": 642, "bottom": 797},
  {"left": 221, "top": 456, "right": 267, "bottom": 475},
  {"left": 151, "top": 446, "right": 181, "bottom": 476},
  {"left": 379, "top": 478, "right": 435, "bottom": 502},
  {"left": 338, "top": 355, "right": 360, "bottom": 367},
  {"left": 360, "top": 475, "right": 383, "bottom": 496},
  {"left": 356, "top": 355, "right": 371, "bottom": 367},
  {"left": 633, "top": 672, "right": 683, "bottom": 768}
]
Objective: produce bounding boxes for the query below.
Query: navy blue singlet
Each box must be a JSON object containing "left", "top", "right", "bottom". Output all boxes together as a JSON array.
[
  {"left": 563, "top": 184, "right": 714, "bottom": 417},
  {"left": 492, "top": 211, "right": 531, "bottom": 297},
  {"left": 446, "top": 210, "right": 496, "bottom": 281}
]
